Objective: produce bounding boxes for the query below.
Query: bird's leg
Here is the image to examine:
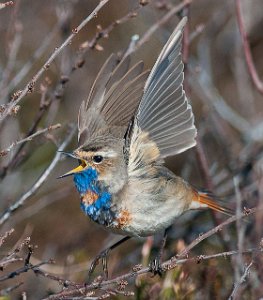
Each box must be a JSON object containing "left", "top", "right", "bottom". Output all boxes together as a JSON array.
[
  {"left": 88, "top": 236, "right": 130, "bottom": 281},
  {"left": 149, "top": 227, "right": 170, "bottom": 276}
]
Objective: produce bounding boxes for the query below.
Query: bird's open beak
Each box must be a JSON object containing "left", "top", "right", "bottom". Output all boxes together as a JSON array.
[{"left": 57, "top": 151, "right": 87, "bottom": 179}]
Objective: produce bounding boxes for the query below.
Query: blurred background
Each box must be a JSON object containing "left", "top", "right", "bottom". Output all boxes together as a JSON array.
[{"left": 0, "top": 0, "right": 262, "bottom": 299}]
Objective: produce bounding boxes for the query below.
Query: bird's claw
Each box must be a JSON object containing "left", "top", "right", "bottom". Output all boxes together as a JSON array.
[
  {"left": 88, "top": 249, "right": 110, "bottom": 282},
  {"left": 149, "top": 257, "right": 163, "bottom": 277}
]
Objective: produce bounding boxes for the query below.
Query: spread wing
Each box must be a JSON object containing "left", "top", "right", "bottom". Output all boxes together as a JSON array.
[
  {"left": 78, "top": 54, "right": 149, "bottom": 146},
  {"left": 130, "top": 17, "right": 197, "bottom": 163}
]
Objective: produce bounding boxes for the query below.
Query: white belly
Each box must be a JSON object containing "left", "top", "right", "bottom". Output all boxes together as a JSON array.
[{"left": 112, "top": 178, "right": 189, "bottom": 237}]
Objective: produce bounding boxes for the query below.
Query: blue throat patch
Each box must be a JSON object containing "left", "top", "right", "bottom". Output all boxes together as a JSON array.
[{"left": 73, "top": 167, "right": 114, "bottom": 226}]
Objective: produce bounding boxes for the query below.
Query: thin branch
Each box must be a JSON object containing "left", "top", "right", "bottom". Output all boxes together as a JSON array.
[
  {"left": 7, "top": 186, "right": 72, "bottom": 227},
  {"left": 79, "top": 6, "right": 140, "bottom": 54},
  {"left": 125, "top": 0, "right": 191, "bottom": 57},
  {"left": 195, "top": 135, "right": 214, "bottom": 191},
  {"left": 4, "top": 25, "right": 59, "bottom": 97},
  {"left": 0, "top": 91, "right": 53, "bottom": 179},
  {"left": 49, "top": 2, "right": 148, "bottom": 108},
  {"left": 0, "top": 236, "right": 30, "bottom": 269},
  {"left": 0, "top": 125, "right": 76, "bottom": 225},
  {"left": 0, "top": 23, "right": 22, "bottom": 100},
  {"left": 0, "top": 123, "right": 61, "bottom": 157},
  {"left": 32, "top": 267, "right": 80, "bottom": 289},
  {"left": 235, "top": 0, "right": 263, "bottom": 94},
  {"left": 0, "top": 1, "right": 13, "bottom": 10},
  {"left": 0, "top": 260, "right": 50, "bottom": 282},
  {"left": 0, "top": 0, "right": 140, "bottom": 180},
  {"left": 0, "top": 228, "right": 14, "bottom": 247},
  {"left": 0, "top": 282, "right": 24, "bottom": 296},
  {"left": 0, "top": 0, "right": 109, "bottom": 122},
  {"left": 44, "top": 246, "right": 261, "bottom": 299},
  {"left": 228, "top": 261, "right": 253, "bottom": 300},
  {"left": 177, "top": 206, "right": 258, "bottom": 258},
  {"left": 233, "top": 175, "right": 246, "bottom": 281},
  {"left": 36, "top": 207, "right": 259, "bottom": 299}
]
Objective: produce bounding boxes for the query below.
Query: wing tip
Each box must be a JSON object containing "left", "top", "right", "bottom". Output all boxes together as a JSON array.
[{"left": 179, "top": 16, "right": 188, "bottom": 29}]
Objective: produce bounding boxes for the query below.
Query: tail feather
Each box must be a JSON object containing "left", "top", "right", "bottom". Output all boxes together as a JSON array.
[{"left": 192, "top": 190, "right": 233, "bottom": 216}]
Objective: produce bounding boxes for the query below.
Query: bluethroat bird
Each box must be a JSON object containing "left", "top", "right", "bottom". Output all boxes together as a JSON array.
[{"left": 59, "top": 17, "right": 231, "bottom": 276}]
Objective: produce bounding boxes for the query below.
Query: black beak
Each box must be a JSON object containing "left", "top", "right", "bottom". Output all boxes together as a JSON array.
[{"left": 57, "top": 150, "right": 77, "bottom": 159}]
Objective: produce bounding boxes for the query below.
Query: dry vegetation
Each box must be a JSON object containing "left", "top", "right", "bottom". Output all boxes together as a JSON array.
[{"left": 0, "top": 0, "right": 263, "bottom": 299}]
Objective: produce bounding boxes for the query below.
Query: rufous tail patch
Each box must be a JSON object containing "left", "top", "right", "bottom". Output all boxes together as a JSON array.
[{"left": 193, "top": 190, "right": 233, "bottom": 216}]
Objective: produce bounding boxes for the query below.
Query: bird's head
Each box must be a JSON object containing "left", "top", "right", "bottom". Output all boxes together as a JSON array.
[{"left": 59, "top": 136, "right": 128, "bottom": 194}]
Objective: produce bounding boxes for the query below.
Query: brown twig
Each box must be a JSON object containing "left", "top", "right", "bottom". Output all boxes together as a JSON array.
[
  {"left": 0, "top": 92, "right": 53, "bottom": 179},
  {"left": 195, "top": 135, "right": 214, "bottom": 191},
  {"left": 0, "top": 1, "right": 13, "bottom": 10},
  {"left": 39, "top": 207, "right": 259, "bottom": 299},
  {"left": 0, "top": 235, "right": 30, "bottom": 269},
  {"left": 0, "top": 21, "right": 22, "bottom": 101},
  {"left": 1, "top": 25, "right": 59, "bottom": 101},
  {"left": 0, "top": 260, "right": 51, "bottom": 282},
  {"left": 233, "top": 176, "right": 246, "bottom": 282},
  {"left": 0, "top": 0, "right": 109, "bottom": 122},
  {"left": 228, "top": 260, "right": 253, "bottom": 300},
  {"left": 78, "top": 6, "right": 140, "bottom": 54},
  {"left": 49, "top": 2, "right": 148, "bottom": 108},
  {"left": 0, "top": 282, "right": 24, "bottom": 296},
  {"left": 235, "top": 0, "right": 263, "bottom": 94},
  {"left": 44, "top": 245, "right": 261, "bottom": 299},
  {"left": 125, "top": 0, "right": 191, "bottom": 57},
  {"left": 0, "top": 125, "right": 76, "bottom": 225},
  {"left": 0, "top": 123, "right": 61, "bottom": 157},
  {"left": 0, "top": 228, "right": 14, "bottom": 247},
  {"left": 177, "top": 206, "right": 258, "bottom": 258}
]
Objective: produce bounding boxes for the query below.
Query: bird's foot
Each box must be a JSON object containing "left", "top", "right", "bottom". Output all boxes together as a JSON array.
[
  {"left": 149, "top": 256, "right": 163, "bottom": 277},
  {"left": 86, "top": 236, "right": 130, "bottom": 283},
  {"left": 87, "top": 248, "right": 110, "bottom": 282}
]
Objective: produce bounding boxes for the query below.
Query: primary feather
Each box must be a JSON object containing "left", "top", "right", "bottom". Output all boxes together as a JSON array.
[
  {"left": 78, "top": 54, "right": 149, "bottom": 146},
  {"left": 134, "top": 16, "right": 197, "bottom": 158}
]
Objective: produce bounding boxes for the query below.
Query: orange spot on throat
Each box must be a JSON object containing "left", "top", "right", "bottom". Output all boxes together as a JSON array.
[{"left": 81, "top": 190, "right": 99, "bottom": 205}]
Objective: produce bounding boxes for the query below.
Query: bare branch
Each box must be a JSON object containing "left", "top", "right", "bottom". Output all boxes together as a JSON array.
[
  {"left": 0, "top": 282, "right": 24, "bottom": 296},
  {"left": 0, "top": 260, "right": 51, "bottom": 282},
  {"left": 125, "top": 1, "right": 191, "bottom": 57},
  {"left": 0, "top": 125, "right": 76, "bottom": 225},
  {"left": 0, "top": 0, "right": 109, "bottom": 122},
  {"left": 4, "top": 25, "right": 59, "bottom": 97},
  {"left": 44, "top": 246, "right": 261, "bottom": 299},
  {"left": 228, "top": 261, "right": 253, "bottom": 300},
  {"left": 177, "top": 206, "right": 258, "bottom": 258},
  {"left": 0, "top": 123, "right": 61, "bottom": 157},
  {"left": 0, "top": 1, "right": 13, "bottom": 10},
  {"left": 233, "top": 176, "right": 246, "bottom": 282},
  {"left": 0, "top": 228, "right": 14, "bottom": 247},
  {"left": 0, "top": 236, "right": 30, "bottom": 269},
  {"left": 235, "top": 0, "right": 263, "bottom": 94}
]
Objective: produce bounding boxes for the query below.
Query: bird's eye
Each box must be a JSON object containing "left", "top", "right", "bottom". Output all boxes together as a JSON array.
[{"left": 92, "top": 155, "right": 103, "bottom": 164}]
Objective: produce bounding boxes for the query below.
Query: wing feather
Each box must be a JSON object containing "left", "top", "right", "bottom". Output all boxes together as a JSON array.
[
  {"left": 133, "top": 17, "right": 197, "bottom": 159},
  {"left": 78, "top": 54, "right": 147, "bottom": 146}
]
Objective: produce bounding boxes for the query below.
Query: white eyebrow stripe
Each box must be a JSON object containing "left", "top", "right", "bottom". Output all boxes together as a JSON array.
[{"left": 95, "top": 151, "right": 118, "bottom": 158}]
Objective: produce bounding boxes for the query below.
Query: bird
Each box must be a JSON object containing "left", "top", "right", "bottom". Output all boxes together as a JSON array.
[{"left": 59, "top": 17, "right": 231, "bottom": 276}]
